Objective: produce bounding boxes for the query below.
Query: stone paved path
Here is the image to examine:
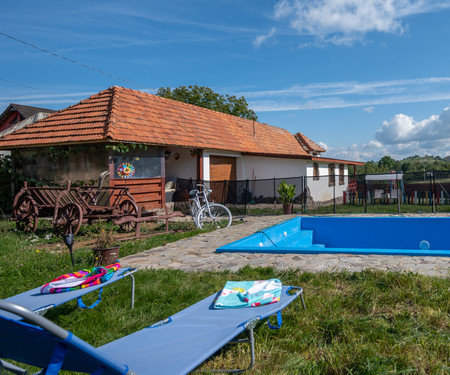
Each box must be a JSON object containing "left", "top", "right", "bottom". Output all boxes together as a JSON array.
[{"left": 122, "top": 214, "right": 450, "bottom": 277}]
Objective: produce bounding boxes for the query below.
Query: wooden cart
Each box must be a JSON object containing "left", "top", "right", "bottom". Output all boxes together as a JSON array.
[{"left": 12, "top": 181, "right": 138, "bottom": 235}]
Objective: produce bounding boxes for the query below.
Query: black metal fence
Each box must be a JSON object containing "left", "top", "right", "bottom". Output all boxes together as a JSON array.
[{"left": 173, "top": 170, "right": 450, "bottom": 215}]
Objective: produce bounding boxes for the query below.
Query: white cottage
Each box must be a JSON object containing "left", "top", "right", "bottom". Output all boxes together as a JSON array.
[{"left": 0, "top": 87, "right": 361, "bottom": 208}]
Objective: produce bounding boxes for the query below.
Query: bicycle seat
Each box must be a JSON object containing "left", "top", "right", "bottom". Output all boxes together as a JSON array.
[{"left": 189, "top": 189, "right": 199, "bottom": 197}]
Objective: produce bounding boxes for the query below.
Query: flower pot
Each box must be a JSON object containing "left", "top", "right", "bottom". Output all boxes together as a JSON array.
[
  {"left": 93, "top": 245, "right": 120, "bottom": 267},
  {"left": 282, "top": 204, "right": 293, "bottom": 214}
]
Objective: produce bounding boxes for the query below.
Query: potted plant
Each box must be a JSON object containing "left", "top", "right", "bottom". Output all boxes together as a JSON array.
[
  {"left": 277, "top": 181, "right": 296, "bottom": 214},
  {"left": 93, "top": 226, "right": 120, "bottom": 266}
]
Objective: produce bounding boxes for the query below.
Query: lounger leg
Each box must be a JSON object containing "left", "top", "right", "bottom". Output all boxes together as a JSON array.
[
  {"left": 129, "top": 274, "right": 135, "bottom": 309},
  {"left": 248, "top": 327, "right": 255, "bottom": 369},
  {"left": 289, "top": 286, "right": 306, "bottom": 310},
  {"left": 300, "top": 291, "right": 306, "bottom": 310},
  {"left": 201, "top": 318, "right": 259, "bottom": 373},
  {"left": 121, "top": 268, "right": 138, "bottom": 309},
  {"left": 0, "top": 359, "right": 29, "bottom": 375}
]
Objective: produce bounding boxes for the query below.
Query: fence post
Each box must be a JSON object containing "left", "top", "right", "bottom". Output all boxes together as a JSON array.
[
  {"left": 222, "top": 180, "right": 227, "bottom": 204},
  {"left": 333, "top": 181, "right": 336, "bottom": 214},
  {"left": 246, "top": 179, "right": 250, "bottom": 215},
  {"left": 431, "top": 171, "right": 436, "bottom": 213},
  {"left": 273, "top": 178, "right": 277, "bottom": 214},
  {"left": 363, "top": 174, "right": 367, "bottom": 213},
  {"left": 302, "top": 176, "right": 306, "bottom": 214},
  {"left": 396, "top": 172, "right": 401, "bottom": 214}
]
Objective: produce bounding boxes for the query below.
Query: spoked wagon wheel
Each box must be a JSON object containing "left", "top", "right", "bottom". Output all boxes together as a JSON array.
[
  {"left": 13, "top": 196, "right": 38, "bottom": 232},
  {"left": 196, "top": 203, "right": 232, "bottom": 231},
  {"left": 54, "top": 202, "right": 83, "bottom": 235},
  {"left": 118, "top": 199, "right": 138, "bottom": 232}
]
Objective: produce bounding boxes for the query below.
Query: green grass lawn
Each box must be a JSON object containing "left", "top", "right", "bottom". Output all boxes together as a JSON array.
[{"left": 1, "top": 220, "right": 449, "bottom": 374}]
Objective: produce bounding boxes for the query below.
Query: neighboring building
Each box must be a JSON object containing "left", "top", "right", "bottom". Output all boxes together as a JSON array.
[
  {"left": 0, "top": 87, "right": 362, "bottom": 209},
  {"left": 0, "top": 103, "right": 55, "bottom": 134},
  {"left": 0, "top": 104, "right": 55, "bottom": 156}
]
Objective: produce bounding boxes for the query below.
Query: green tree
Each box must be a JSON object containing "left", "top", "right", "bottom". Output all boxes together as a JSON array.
[
  {"left": 378, "top": 155, "right": 396, "bottom": 172},
  {"left": 356, "top": 160, "right": 382, "bottom": 175},
  {"left": 401, "top": 162, "right": 410, "bottom": 172},
  {"left": 156, "top": 85, "right": 257, "bottom": 120}
]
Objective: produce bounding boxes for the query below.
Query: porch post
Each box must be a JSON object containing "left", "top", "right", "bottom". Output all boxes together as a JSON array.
[{"left": 196, "top": 152, "right": 203, "bottom": 182}]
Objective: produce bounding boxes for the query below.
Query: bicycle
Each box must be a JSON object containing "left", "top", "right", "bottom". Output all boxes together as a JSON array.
[{"left": 188, "top": 184, "right": 232, "bottom": 230}]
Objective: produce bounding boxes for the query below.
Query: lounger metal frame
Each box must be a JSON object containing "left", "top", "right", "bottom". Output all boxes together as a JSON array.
[
  {"left": 5, "top": 267, "right": 137, "bottom": 320},
  {"left": 187, "top": 286, "right": 306, "bottom": 373},
  {"left": 0, "top": 286, "right": 305, "bottom": 375},
  {"left": 223, "top": 286, "right": 306, "bottom": 373}
]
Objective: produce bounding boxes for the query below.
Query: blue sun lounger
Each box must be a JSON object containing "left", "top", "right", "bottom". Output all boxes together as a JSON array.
[
  {"left": 4, "top": 267, "right": 137, "bottom": 319},
  {"left": 0, "top": 286, "right": 305, "bottom": 375}
]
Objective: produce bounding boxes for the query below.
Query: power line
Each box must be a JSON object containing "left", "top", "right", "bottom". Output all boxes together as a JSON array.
[
  {"left": 0, "top": 77, "right": 47, "bottom": 92},
  {"left": 0, "top": 31, "right": 149, "bottom": 90},
  {"left": 0, "top": 77, "right": 90, "bottom": 105}
]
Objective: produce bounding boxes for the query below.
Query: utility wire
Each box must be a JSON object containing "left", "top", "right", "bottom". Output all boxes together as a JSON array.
[
  {"left": 0, "top": 31, "right": 149, "bottom": 90},
  {"left": 0, "top": 77, "right": 47, "bottom": 92},
  {"left": 0, "top": 77, "right": 92, "bottom": 105}
]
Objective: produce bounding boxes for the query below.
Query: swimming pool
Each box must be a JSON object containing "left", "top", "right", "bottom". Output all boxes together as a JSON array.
[{"left": 216, "top": 216, "right": 450, "bottom": 257}]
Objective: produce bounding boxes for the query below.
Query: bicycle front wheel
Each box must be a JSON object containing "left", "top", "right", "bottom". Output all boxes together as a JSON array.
[{"left": 196, "top": 203, "right": 232, "bottom": 230}]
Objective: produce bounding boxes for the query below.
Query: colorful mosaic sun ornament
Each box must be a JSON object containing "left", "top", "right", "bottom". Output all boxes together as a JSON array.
[{"left": 117, "top": 163, "right": 136, "bottom": 178}]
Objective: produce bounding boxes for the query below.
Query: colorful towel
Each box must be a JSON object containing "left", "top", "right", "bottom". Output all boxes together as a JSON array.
[
  {"left": 40, "top": 262, "right": 121, "bottom": 294},
  {"left": 214, "top": 279, "right": 282, "bottom": 309}
]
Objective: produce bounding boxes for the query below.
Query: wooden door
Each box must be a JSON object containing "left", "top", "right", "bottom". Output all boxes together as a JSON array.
[{"left": 209, "top": 156, "right": 236, "bottom": 203}]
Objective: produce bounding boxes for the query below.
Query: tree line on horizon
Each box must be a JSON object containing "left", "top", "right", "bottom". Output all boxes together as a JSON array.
[{"left": 355, "top": 155, "right": 450, "bottom": 175}]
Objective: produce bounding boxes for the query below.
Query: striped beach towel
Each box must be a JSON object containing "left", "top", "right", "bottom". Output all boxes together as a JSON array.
[{"left": 40, "top": 262, "right": 121, "bottom": 294}]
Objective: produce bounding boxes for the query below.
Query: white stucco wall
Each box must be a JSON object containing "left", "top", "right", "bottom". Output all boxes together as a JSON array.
[
  {"left": 241, "top": 155, "right": 307, "bottom": 200},
  {"left": 243, "top": 155, "right": 307, "bottom": 180},
  {"left": 306, "top": 162, "right": 348, "bottom": 202},
  {"left": 165, "top": 147, "right": 351, "bottom": 204},
  {"left": 165, "top": 147, "right": 197, "bottom": 181}
]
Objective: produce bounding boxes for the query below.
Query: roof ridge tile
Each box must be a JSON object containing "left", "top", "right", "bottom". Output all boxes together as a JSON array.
[{"left": 104, "top": 86, "right": 117, "bottom": 139}]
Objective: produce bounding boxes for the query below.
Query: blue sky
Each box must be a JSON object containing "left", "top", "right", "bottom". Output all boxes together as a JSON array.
[{"left": 2, "top": 0, "right": 450, "bottom": 161}]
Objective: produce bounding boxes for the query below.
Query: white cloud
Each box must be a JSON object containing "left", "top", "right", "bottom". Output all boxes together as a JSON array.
[
  {"left": 317, "top": 141, "right": 328, "bottom": 151},
  {"left": 375, "top": 107, "right": 450, "bottom": 144},
  {"left": 363, "top": 106, "right": 375, "bottom": 113},
  {"left": 273, "top": 0, "right": 450, "bottom": 46},
  {"left": 325, "top": 106, "right": 450, "bottom": 161},
  {"left": 253, "top": 27, "right": 276, "bottom": 48}
]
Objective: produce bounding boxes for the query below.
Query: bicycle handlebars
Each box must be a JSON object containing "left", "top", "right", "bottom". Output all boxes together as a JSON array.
[{"left": 196, "top": 184, "right": 212, "bottom": 193}]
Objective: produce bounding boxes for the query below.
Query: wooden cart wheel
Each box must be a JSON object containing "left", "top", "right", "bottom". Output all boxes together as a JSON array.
[
  {"left": 13, "top": 196, "right": 38, "bottom": 232},
  {"left": 118, "top": 199, "right": 138, "bottom": 232},
  {"left": 54, "top": 202, "right": 83, "bottom": 235}
]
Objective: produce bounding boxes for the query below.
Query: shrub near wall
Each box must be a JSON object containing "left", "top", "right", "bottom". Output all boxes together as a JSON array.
[{"left": 0, "top": 154, "right": 12, "bottom": 215}]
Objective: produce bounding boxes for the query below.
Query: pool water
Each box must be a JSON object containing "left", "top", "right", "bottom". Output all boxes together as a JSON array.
[{"left": 216, "top": 216, "right": 450, "bottom": 257}]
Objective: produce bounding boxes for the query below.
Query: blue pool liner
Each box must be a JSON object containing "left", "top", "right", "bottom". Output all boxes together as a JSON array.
[{"left": 216, "top": 216, "right": 450, "bottom": 257}]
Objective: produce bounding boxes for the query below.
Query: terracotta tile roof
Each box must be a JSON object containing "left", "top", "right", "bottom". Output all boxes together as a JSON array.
[
  {"left": 0, "top": 87, "right": 313, "bottom": 158},
  {"left": 294, "top": 132, "right": 326, "bottom": 153}
]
